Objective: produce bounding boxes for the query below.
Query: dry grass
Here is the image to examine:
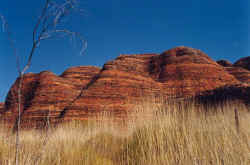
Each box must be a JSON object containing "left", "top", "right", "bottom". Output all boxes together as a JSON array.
[{"left": 0, "top": 99, "right": 249, "bottom": 165}]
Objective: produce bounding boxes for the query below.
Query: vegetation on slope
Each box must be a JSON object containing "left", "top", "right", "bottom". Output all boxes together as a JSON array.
[{"left": 0, "top": 99, "right": 249, "bottom": 165}]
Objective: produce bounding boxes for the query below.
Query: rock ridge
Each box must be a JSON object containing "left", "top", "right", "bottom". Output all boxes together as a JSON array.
[{"left": 0, "top": 46, "right": 249, "bottom": 128}]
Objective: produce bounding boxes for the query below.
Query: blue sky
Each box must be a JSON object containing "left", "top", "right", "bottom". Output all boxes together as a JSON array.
[{"left": 0, "top": 0, "right": 249, "bottom": 102}]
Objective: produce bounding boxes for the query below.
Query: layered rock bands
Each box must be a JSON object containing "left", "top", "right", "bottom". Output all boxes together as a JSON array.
[{"left": 0, "top": 46, "right": 249, "bottom": 127}]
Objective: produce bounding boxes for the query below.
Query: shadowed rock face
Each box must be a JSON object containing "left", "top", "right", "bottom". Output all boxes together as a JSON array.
[
  {"left": 217, "top": 58, "right": 250, "bottom": 84},
  {"left": 0, "top": 103, "right": 4, "bottom": 113},
  {"left": 234, "top": 56, "right": 250, "bottom": 71},
  {"left": 0, "top": 46, "right": 249, "bottom": 128},
  {"left": 197, "top": 84, "right": 250, "bottom": 106},
  {"left": 217, "top": 60, "right": 233, "bottom": 67},
  {"left": 224, "top": 67, "right": 250, "bottom": 84}
]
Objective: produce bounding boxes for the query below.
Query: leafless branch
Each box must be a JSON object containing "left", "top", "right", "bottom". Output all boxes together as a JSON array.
[
  {"left": 22, "top": 0, "right": 86, "bottom": 75},
  {"left": 1, "top": 1, "right": 86, "bottom": 164},
  {"left": 0, "top": 16, "right": 23, "bottom": 164},
  {"left": 33, "top": 0, "right": 50, "bottom": 43},
  {"left": 0, "top": 14, "right": 21, "bottom": 75}
]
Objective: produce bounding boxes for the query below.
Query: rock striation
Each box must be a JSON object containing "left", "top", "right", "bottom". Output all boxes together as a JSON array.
[
  {"left": 0, "top": 102, "right": 4, "bottom": 114},
  {"left": 217, "top": 60, "right": 233, "bottom": 67},
  {"left": 234, "top": 57, "right": 250, "bottom": 71},
  {"left": 224, "top": 67, "right": 250, "bottom": 84},
  {"left": 217, "top": 59, "right": 250, "bottom": 84},
  {"left": 2, "top": 67, "right": 101, "bottom": 127},
  {"left": 149, "top": 47, "right": 239, "bottom": 97},
  {"left": 0, "top": 46, "right": 249, "bottom": 128}
]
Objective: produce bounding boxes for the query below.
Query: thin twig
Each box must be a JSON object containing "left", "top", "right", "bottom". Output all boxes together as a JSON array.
[{"left": 1, "top": 1, "right": 85, "bottom": 164}]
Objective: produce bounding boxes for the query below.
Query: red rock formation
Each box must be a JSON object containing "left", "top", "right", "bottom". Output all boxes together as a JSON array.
[
  {"left": 234, "top": 56, "right": 250, "bottom": 71},
  {"left": 217, "top": 60, "right": 233, "bottom": 67},
  {"left": 0, "top": 46, "right": 249, "bottom": 127},
  {"left": 62, "top": 53, "right": 162, "bottom": 121},
  {"left": 217, "top": 59, "right": 250, "bottom": 84},
  {"left": 1, "top": 67, "right": 100, "bottom": 128},
  {"left": 60, "top": 66, "right": 101, "bottom": 88},
  {"left": 197, "top": 84, "right": 250, "bottom": 106},
  {"left": 224, "top": 67, "right": 250, "bottom": 84},
  {"left": 61, "top": 47, "right": 241, "bottom": 121},
  {"left": 149, "top": 47, "right": 239, "bottom": 97},
  {"left": 0, "top": 102, "right": 4, "bottom": 114}
]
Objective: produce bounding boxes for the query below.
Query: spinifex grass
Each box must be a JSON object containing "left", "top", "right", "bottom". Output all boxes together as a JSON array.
[{"left": 0, "top": 99, "right": 249, "bottom": 165}]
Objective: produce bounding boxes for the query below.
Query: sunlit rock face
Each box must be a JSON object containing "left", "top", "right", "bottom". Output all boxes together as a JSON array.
[
  {"left": 1, "top": 67, "right": 101, "bottom": 127},
  {"left": 1, "top": 46, "right": 249, "bottom": 128},
  {"left": 148, "top": 47, "right": 239, "bottom": 97}
]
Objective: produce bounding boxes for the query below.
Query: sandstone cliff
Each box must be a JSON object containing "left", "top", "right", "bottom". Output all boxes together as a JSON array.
[
  {"left": 0, "top": 102, "right": 4, "bottom": 114},
  {"left": 0, "top": 46, "right": 249, "bottom": 128},
  {"left": 234, "top": 57, "right": 250, "bottom": 71},
  {"left": 217, "top": 59, "right": 250, "bottom": 84},
  {"left": 216, "top": 60, "right": 233, "bottom": 67}
]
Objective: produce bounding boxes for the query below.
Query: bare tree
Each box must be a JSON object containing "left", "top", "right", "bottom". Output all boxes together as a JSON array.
[{"left": 1, "top": 0, "right": 86, "bottom": 164}]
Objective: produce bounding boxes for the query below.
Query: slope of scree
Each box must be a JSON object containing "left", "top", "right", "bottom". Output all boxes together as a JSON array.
[{"left": 0, "top": 46, "right": 249, "bottom": 128}]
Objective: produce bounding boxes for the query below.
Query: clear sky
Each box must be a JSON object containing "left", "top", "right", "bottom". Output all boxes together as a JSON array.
[{"left": 0, "top": 0, "right": 249, "bottom": 102}]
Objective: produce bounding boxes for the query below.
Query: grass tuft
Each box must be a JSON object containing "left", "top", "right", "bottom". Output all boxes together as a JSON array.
[{"left": 0, "top": 99, "right": 249, "bottom": 165}]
